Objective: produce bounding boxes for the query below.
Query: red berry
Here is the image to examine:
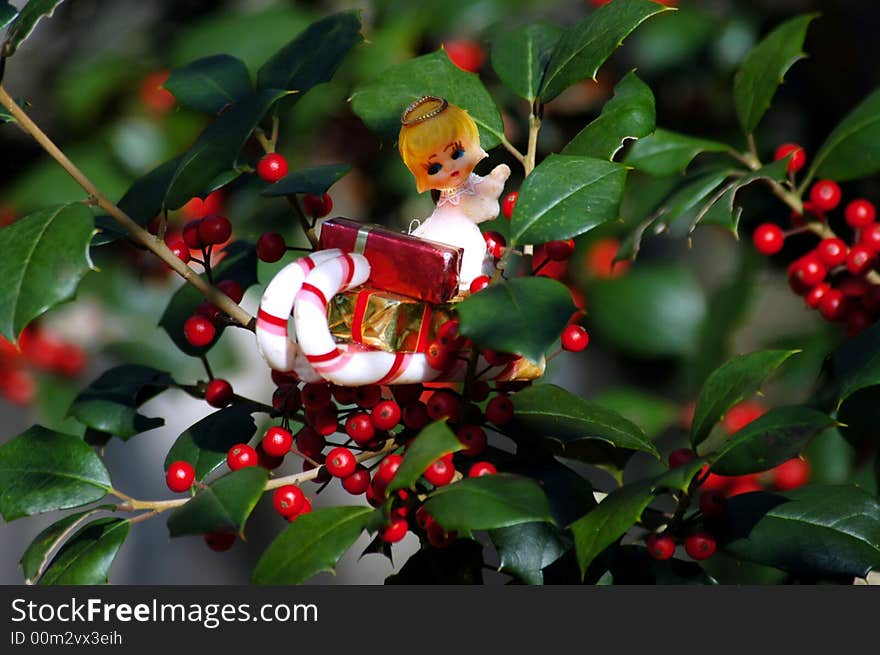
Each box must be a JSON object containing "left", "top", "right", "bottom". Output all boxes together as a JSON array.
[
  {"left": 354, "top": 384, "right": 382, "bottom": 409},
  {"left": 561, "top": 324, "right": 589, "bottom": 352},
  {"left": 809, "top": 179, "right": 842, "bottom": 212},
  {"left": 457, "top": 425, "right": 488, "bottom": 457},
  {"left": 402, "top": 401, "right": 430, "bottom": 430},
  {"left": 468, "top": 461, "right": 497, "bottom": 477},
  {"left": 482, "top": 349, "right": 517, "bottom": 367},
  {"left": 371, "top": 400, "right": 402, "bottom": 431},
  {"left": 816, "top": 238, "right": 848, "bottom": 268},
  {"left": 392, "top": 384, "right": 423, "bottom": 406},
  {"left": 205, "top": 378, "right": 233, "bottom": 408},
  {"left": 483, "top": 231, "right": 506, "bottom": 259},
  {"left": 469, "top": 275, "right": 491, "bottom": 293},
  {"left": 722, "top": 401, "right": 765, "bottom": 434},
  {"left": 726, "top": 474, "right": 762, "bottom": 497},
  {"left": 646, "top": 533, "right": 675, "bottom": 560},
  {"left": 699, "top": 490, "right": 727, "bottom": 519},
  {"left": 168, "top": 239, "right": 190, "bottom": 263},
  {"left": 272, "top": 383, "right": 302, "bottom": 413},
  {"left": 426, "top": 389, "right": 462, "bottom": 421},
  {"left": 839, "top": 276, "right": 870, "bottom": 297},
  {"left": 302, "top": 382, "right": 332, "bottom": 409},
  {"left": 772, "top": 457, "right": 810, "bottom": 490},
  {"left": 262, "top": 426, "right": 293, "bottom": 458},
  {"left": 436, "top": 319, "right": 463, "bottom": 349},
  {"left": 204, "top": 532, "right": 235, "bottom": 552},
  {"left": 272, "top": 484, "right": 305, "bottom": 518},
  {"left": 331, "top": 384, "right": 358, "bottom": 405},
  {"left": 443, "top": 39, "right": 485, "bottom": 72},
  {"left": 217, "top": 279, "right": 244, "bottom": 304},
  {"left": 256, "top": 443, "right": 284, "bottom": 470},
  {"left": 426, "top": 340, "right": 457, "bottom": 371},
  {"left": 342, "top": 465, "right": 371, "bottom": 495},
  {"left": 668, "top": 447, "right": 696, "bottom": 469},
  {"left": 195, "top": 301, "right": 223, "bottom": 325},
  {"left": 789, "top": 254, "right": 827, "bottom": 289},
  {"left": 257, "top": 232, "right": 286, "bottom": 262},
  {"left": 302, "top": 193, "right": 333, "bottom": 218},
  {"left": 471, "top": 380, "right": 491, "bottom": 403},
  {"left": 846, "top": 307, "right": 873, "bottom": 337},
  {"left": 427, "top": 522, "right": 457, "bottom": 548},
  {"left": 325, "top": 446, "right": 357, "bottom": 478},
  {"left": 752, "top": 223, "right": 785, "bottom": 256},
  {"left": 845, "top": 199, "right": 876, "bottom": 228},
  {"left": 546, "top": 239, "right": 575, "bottom": 261},
  {"left": 773, "top": 143, "right": 806, "bottom": 173},
  {"left": 198, "top": 215, "right": 232, "bottom": 245},
  {"left": 226, "top": 443, "right": 258, "bottom": 471},
  {"left": 345, "top": 412, "right": 376, "bottom": 444},
  {"left": 257, "top": 153, "right": 288, "bottom": 183},
  {"left": 819, "top": 288, "right": 847, "bottom": 321},
  {"left": 373, "top": 454, "right": 403, "bottom": 491},
  {"left": 309, "top": 406, "right": 339, "bottom": 436},
  {"left": 585, "top": 238, "right": 630, "bottom": 278},
  {"left": 182, "top": 219, "right": 204, "bottom": 249},
  {"left": 684, "top": 531, "right": 716, "bottom": 560},
  {"left": 501, "top": 191, "right": 518, "bottom": 220},
  {"left": 860, "top": 224, "right": 880, "bottom": 252},
  {"left": 846, "top": 245, "right": 875, "bottom": 275},
  {"left": 140, "top": 70, "right": 176, "bottom": 113},
  {"left": 166, "top": 461, "right": 195, "bottom": 493},
  {"left": 863, "top": 285, "right": 880, "bottom": 314},
  {"left": 184, "top": 315, "right": 216, "bottom": 347},
  {"left": 380, "top": 518, "right": 409, "bottom": 543},
  {"left": 292, "top": 496, "right": 313, "bottom": 520},
  {"left": 486, "top": 394, "right": 514, "bottom": 426},
  {"left": 295, "top": 426, "right": 325, "bottom": 458}
]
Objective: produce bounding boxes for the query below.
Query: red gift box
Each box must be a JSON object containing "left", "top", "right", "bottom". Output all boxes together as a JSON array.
[{"left": 318, "top": 217, "right": 462, "bottom": 304}]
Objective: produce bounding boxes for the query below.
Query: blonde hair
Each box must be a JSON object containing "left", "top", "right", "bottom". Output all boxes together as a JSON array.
[{"left": 399, "top": 97, "right": 482, "bottom": 193}]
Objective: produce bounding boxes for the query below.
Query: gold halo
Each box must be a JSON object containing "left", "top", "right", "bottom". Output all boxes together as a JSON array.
[{"left": 400, "top": 96, "right": 448, "bottom": 126}]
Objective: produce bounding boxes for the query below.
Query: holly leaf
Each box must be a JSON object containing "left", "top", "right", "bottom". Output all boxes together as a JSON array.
[
  {"left": 490, "top": 23, "right": 563, "bottom": 103},
  {"left": 166, "top": 467, "right": 268, "bottom": 538},
  {"left": 164, "top": 88, "right": 289, "bottom": 209},
  {"left": 37, "top": 517, "right": 129, "bottom": 585},
  {"left": 456, "top": 276, "right": 573, "bottom": 362},
  {"left": 602, "top": 545, "right": 718, "bottom": 585},
  {"left": 538, "top": 0, "right": 673, "bottom": 103},
  {"left": 0, "top": 203, "right": 95, "bottom": 343},
  {"left": 818, "top": 321, "right": 880, "bottom": 411},
  {"left": 68, "top": 365, "right": 173, "bottom": 440},
  {"left": 561, "top": 71, "right": 656, "bottom": 160},
  {"left": 0, "top": 2, "right": 17, "bottom": 30},
  {"left": 509, "top": 155, "right": 627, "bottom": 245},
  {"left": 592, "top": 389, "right": 678, "bottom": 440},
  {"left": 20, "top": 505, "right": 115, "bottom": 584},
  {"left": 691, "top": 349, "right": 800, "bottom": 448},
  {"left": 387, "top": 421, "right": 464, "bottom": 494},
  {"left": 2, "top": 0, "right": 64, "bottom": 57},
  {"left": 715, "top": 485, "right": 880, "bottom": 579},
  {"left": 256, "top": 11, "right": 363, "bottom": 93},
  {"left": 512, "top": 384, "right": 659, "bottom": 460},
  {"left": 252, "top": 506, "right": 375, "bottom": 584},
  {"left": 733, "top": 14, "right": 816, "bottom": 135},
  {"left": 261, "top": 163, "right": 351, "bottom": 197},
  {"left": 0, "top": 426, "right": 111, "bottom": 521},
  {"left": 386, "top": 539, "right": 484, "bottom": 584},
  {"left": 489, "top": 522, "right": 571, "bottom": 585},
  {"left": 424, "top": 474, "right": 554, "bottom": 533},
  {"left": 624, "top": 128, "right": 729, "bottom": 176},
  {"left": 811, "top": 87, "right": 880, "bottom": 182},
  {"left": 165, "top": 404, "right": 260, "bottom": 481},
  {"left": 158, "top": 240, "right": 258, "bottom": 356},
  {"left": 510, "top": 458, "right": 597, "bottom": 527},
  {"left": 651, "top": 169, "right": 733, "bottom": 235},
  {"left": 165, "top": 55, "right": 253, "bottom": 114},
  {"left": 350, "top": 49, "right": 505, "bottom": 150}
]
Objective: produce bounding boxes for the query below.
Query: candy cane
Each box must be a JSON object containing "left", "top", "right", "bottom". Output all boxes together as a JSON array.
[{"left": 255, "top": 249, "right": 342, "bottom": 381}]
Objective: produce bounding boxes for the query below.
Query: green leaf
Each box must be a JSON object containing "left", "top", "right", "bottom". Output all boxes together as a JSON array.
[
  {"left": 165, "top": 55, "right": 252, "bottom": 114},
  {"left": 592, "top": 389, "right": 678, "bottom": 439},
  {"left": 490, "top": 23, "right": 563, "bottom": 103},
  {"left": 819, "top": 321, "right": 880, "bottom": 410},
  {"left": 164, "top": 88, "right": 289, "bottom": 209},
  {"left": 811, "top": 87, "right": 880, "bottom": 182},
  {"left": 159, "top": 241, "right": 258, "bottom": 356},
  {"left": 624, "top": 128, "right": 729, "bottom": 176},
  {"left": 0, "top": 96, "right": 26, "bottom": 124},
  {"left": 0, "top": 2, "right": 17, "bottom": 29},
  {"left": 2, "top": 0, "right": 64, "bottom": 57},
  {"left": 252, "top": 506, "right": 375, "bottom": 584},
  {"left": 37, "top": 517, "right": 129, "bottom": 585},
  {"left": 0, "top": 203, "right": 95, "bottom": 342},
  {"left": 510, "top": 459, "right": 597, "bottom": 526},
  {"left": 386, "top": 539, "right": 485, "bottom": 584},
  {"left": 350, "top": 50, "right": 505, "bottom": 150},
  {"left": 509, "top": 155, "right": 627, "bottom": 245},
  {"left": 709, "top": 406, "right": 834, "bottom": 475},
  {"left": 166, "top": 467, "right": 268, "bottom": 537},
  {"left": 256, "top": 11, "right": 363, "bottom": 92},
  {"left": 261, "top": 163, "right": 351, "bottom": 197},
  {"left": 561, "top": 72, "right": 656, "bottom": 160},
  {"left": 456, "top": 276, "right": 573, "bottom": 362},
  {"left": 589, "top": 263, "right": 706, "bottom": 358},
  {"left": 538, "top": 0, "right": 673, "bottom": 103},
  {"left": 424, "top": 474, "right": 554, "bottom": 533},
  {"left": 690, "top": 349, "right": 800, "bottom": 448},
  {"left": 733, "top": 14, "right": 816, "bottom": 134},
  {"left": 489, "top": 522, "right": 570, "bottom": 585},
  {"left": 165, "top": 404, "right": 259, "bottom": 481},
  {"left": 20, "top": 505, "right": 114, "bottom": 584},
  {"left": 387, "top": 421, "right": 464, "bottom": 493},
  {"left": 68, "top": 365, "right": 173, "bottom": 440},
  {"left": 602, "top": 545, "right": 718, "bottom": 585},
  {"left": 512, "top": 384, "right": 659, "bottom": 459},
  {"left": 0, "top": 426, "right": 111, "bottom": 521},
  {"left": 653, "top": 169, "right": 733, "bottom": 234},
  {"left": 716, "top": 485, "right": 880, "bottom": 579}
]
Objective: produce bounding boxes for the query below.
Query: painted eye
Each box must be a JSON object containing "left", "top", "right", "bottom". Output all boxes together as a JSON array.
[
  {"left": 451, "top": 148, "right": 465, "bottom": 160},
  {"left": 427, "top": 163, "right": 442, "bottom": 175}
]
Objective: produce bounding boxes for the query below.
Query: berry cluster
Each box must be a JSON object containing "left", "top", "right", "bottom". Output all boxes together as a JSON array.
[
  {"left": 0, "top": 324, "right": 87, "bottom": 406},
  {"left": 752, "top": 144, "right": 879, "bottom": 337}
]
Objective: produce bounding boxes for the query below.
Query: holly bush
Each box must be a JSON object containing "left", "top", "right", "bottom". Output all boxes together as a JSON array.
[{"left": 1, "top": 0, "right": 879, "bottom": 585}]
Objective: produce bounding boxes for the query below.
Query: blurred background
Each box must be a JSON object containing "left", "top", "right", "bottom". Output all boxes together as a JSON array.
[{"left": 1, "top": 0, "right": 878, "bottom": 584}]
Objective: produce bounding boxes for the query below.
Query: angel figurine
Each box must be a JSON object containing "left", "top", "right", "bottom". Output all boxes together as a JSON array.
[{"left": 398, "top": 96, "right": 511, "bottom": 289}]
